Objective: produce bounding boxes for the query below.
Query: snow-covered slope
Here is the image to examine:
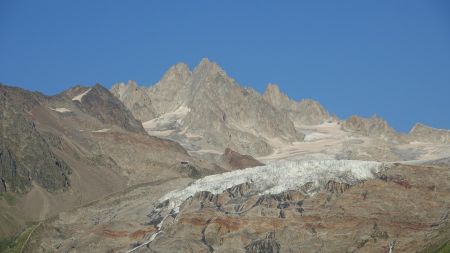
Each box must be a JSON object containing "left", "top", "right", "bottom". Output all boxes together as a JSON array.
[
  {"left": 72, "top": 88, "right": 92, "bottom": 102},
  {"left": 159, "top": 159, "right": 386, "bottom": 213}
]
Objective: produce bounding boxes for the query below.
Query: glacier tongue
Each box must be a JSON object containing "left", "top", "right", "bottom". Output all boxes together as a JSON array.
[{"left": 159, "top": 160, "right": 386, "bottom": 213}]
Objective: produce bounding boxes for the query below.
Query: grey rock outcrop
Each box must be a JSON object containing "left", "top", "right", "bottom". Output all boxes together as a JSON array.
[
  {"left": 342, "top": 115, "right": 400, "bottom": 141},
  {"left": 113, "top": 59, "right": 307, "bottom": 156},
  {"left": 0, "top": 85, "right": 71, "bottom": 193},
  {"left": 147, "top": 63, "right": 192, "bottom": 114},
  {"left": 65, "top": 84, "right": 147, "bottom": 134},
  {"left": 245, "top": 232, "right": 281, "bottom": 253},
  {"left": 220, "top": 148, "right": 264, "bottom": 170},
  {"left": 110, "top": 80, "right": 157, "bottom": 122},
  {"left": 179, "top": 59, "right": 302, "bottom": 156},
  {"left": 409, "top": 123, "right": 450, "bottom": 144},
  {"left": 263, "top": 83, "right": 330, "bottom": 126}
]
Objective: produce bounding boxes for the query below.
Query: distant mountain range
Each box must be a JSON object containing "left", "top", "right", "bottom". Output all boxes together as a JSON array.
[
  {"left": 111, "top": 58, "right": 450, "bottom": 158},
  {"left": 0, "top": 58, "right": 449, "bottom": 252}
]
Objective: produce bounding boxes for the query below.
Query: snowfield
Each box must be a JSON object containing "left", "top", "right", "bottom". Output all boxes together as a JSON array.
[
  {"left": 159, "top": 159, "right": 387, "bottom": 213},
  {"left": 49, "top": 107, "right": 72, "bottom": 113},
  {"left": 72, "top": 88, "right": 92, "bottom": 102},
  {"left": 92, "top": 128, "right": 111, "bottom": 133},
  {"left": 142, "top": 105, "right": 190, "bottom": 130}
]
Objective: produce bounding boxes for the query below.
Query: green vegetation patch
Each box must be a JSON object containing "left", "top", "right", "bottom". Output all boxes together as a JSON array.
[
  {"left": 433, "top": 241, "right": 450, "bottom": 253},
  {"left": 0, "top": 193, "right": 16, "bottom": 206},
  {"left": 0, "top": 223, "right": 40, "bottom": 253},
  {"left": 0, "top": 237, "right": 15, "bottom": 252}
]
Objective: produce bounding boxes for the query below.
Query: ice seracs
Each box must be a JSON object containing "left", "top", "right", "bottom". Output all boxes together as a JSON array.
[
  {"left": 159, "top": 159, "right": 386, "bottom": 213},
  {"left": 72, "top": 88, "right": 92, "bottom": 102}
]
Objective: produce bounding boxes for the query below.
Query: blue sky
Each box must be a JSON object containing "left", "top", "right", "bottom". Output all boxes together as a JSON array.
[{"left": 1, "top": 1, "right": 449, "bottom": 132}]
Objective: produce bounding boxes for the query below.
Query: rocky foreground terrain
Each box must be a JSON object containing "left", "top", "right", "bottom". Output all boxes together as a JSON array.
[{"left": 0, "top": 59, "right": 449, "bottom": 252}]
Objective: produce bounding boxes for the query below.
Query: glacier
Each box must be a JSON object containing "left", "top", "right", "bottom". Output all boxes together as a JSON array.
[{"left": 159, "top": 159, "right": 387, "bottom": 213}]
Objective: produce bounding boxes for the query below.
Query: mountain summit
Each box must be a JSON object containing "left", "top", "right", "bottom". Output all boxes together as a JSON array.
[
  {"left": 112, "top": 59, "right": 311, "bottom": 156},
  {"left": 263, "top": 83, "right": 330, "bottom": 126}
]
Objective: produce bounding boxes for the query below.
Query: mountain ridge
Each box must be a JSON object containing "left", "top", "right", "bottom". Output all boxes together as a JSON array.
[{"left": 112, "top": 58, "right": 450, "bottom": 160}]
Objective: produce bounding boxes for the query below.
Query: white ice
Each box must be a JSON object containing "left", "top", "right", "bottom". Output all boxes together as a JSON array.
[{"left": 159, "top": 159, "right": 385, "bottom": 213}]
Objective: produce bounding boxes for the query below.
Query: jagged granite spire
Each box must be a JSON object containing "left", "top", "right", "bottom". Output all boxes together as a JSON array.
[
  {"left": 341, "top": 115, "right": 400, "bottom": 141},
  {"left": 110, "top": 80, "right": 157, "bottom": 122},
  {"left": 409, "top": 123, "right": 450, "bottom": 144},
  {"left": 263, "top": 83, "right": 331, "bottom": 126},
  {"left": 127, "top": 59, "right": 304, "bottom": 156}
]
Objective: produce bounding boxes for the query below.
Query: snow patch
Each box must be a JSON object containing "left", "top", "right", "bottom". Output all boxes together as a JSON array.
[
  {"left": 72, "top": 88, "right": 92, "bottom": 102},
  {"left": 142, "top": 105, "right": 191, "bottom": 133},
  {"left": 92, "top": 128, "right": 111, "bottom": 133},
  {"left": 49, "top": 107, "right": 72, "bottom": 113},
  {"left": 304, "top": 132, "right": 331, "bottom": 141},
  {"left": 159, "top": 159, "right": 385, "bottom": 213}
]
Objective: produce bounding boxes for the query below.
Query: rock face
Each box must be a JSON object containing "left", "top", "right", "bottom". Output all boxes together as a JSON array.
[
  {"left": 0, "top": 85, "right": 71, "bottom": 193},
  {"left": 110, "top": 80, "right": 157, "bottom": 122},
  {"left": 147, "top": 63, "right": 192, "bottom": 114},
  {"left": 220, "top": 148, "right": 264, "bottom": 170},
  {"left": 65, "top": 84, "right": 147, "bottom": 134},
  {"left": 112, "top": 59, "right": 308, "bottom": 156},
  {"left": 409, "top": 123, "right": 450, "bottom": 144},
  {"left": 263, "top": 83, "right": 330, "bottom": 126},
  {"left": 245, "top": 232, "right": 281, "bottom": 253},
  {"left": 342, "top": 115, "right": 400, "bottom": 141}
]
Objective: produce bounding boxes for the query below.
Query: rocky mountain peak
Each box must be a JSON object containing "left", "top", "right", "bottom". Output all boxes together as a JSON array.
[
  {"left": 221, "top": 148, "right": 264, "bottom": 170},
  {"left": 409, "top": 123, "right": 450, "bottom": 144},
  {"left": 160, "top": 63, "right": 191, "bottom": 83},
  {"left": 193, "top": 58, "right": 227, "bottom": 78},
  {"left": 127, "top": 80, "right": 138, "bottom": 89},
  {"left": 110, "top": 81, "right": 157, "bottom": 122},
  {"left": 263, "top": 83, "right": 291, "bottom": 109},
  {"left": 75, "top": 84, "right": 147, "bottom": 134},
  {"left": 263, "top": 83, "right": 330, "bottom": 125},
  {"left": 264, "top": 83, "right": 282, "bottom": 95},
  {"left": 410, "top": 123, "right": 429, "bottom": 134},
  {"left": 342, "top": 115, "right": 398, "bottom": 140}
]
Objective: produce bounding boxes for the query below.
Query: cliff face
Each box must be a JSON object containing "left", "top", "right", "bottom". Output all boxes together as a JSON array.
[
  {"left": 341, "top": 115, "right": 401, "bottom": 141},
  {"left": 110, "top": 80, "right": 157, "bottom": 122},
  {"left": 65, "top": 84, "right": 147, "bottom": 134},
  {"left": 178, "top": 59, "right": 302, "bottom": 156},
  {"left": 0, "top": 85, "right": 70, "bottom": 193},
  {"left": 409, "top": 123, "right": 450, "bottom": 144},
  {"left": 112, "top": 59, "right": 313, "bottom": 156},
  {"left": 220, "top": 148, "right": 264, "bottom": 170},
  {"left": 263, "top": 83, "right": 330, "bottom": 126}
]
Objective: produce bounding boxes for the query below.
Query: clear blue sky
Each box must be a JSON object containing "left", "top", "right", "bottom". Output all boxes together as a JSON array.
[{"left": 1, "top": 1, "right": 449, "bottom": 132}]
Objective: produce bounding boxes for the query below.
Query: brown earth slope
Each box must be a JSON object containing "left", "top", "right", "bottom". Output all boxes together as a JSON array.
[{"left": 0, "top": 83, "right": 219, "bottom": 239}]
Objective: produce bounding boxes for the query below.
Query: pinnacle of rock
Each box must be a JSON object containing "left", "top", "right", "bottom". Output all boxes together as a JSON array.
[
  {"left": 160, "top": 63, "right": 191, "bottom": 83},
  {"left": 409, "top": 122, "right": 450, "bottom": 143},
  {"left": 193, "top": 57, "right": 226, "bottom": 78},
  {"left": 263, "top": 83, "right": 330, "bottom": 125}
]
